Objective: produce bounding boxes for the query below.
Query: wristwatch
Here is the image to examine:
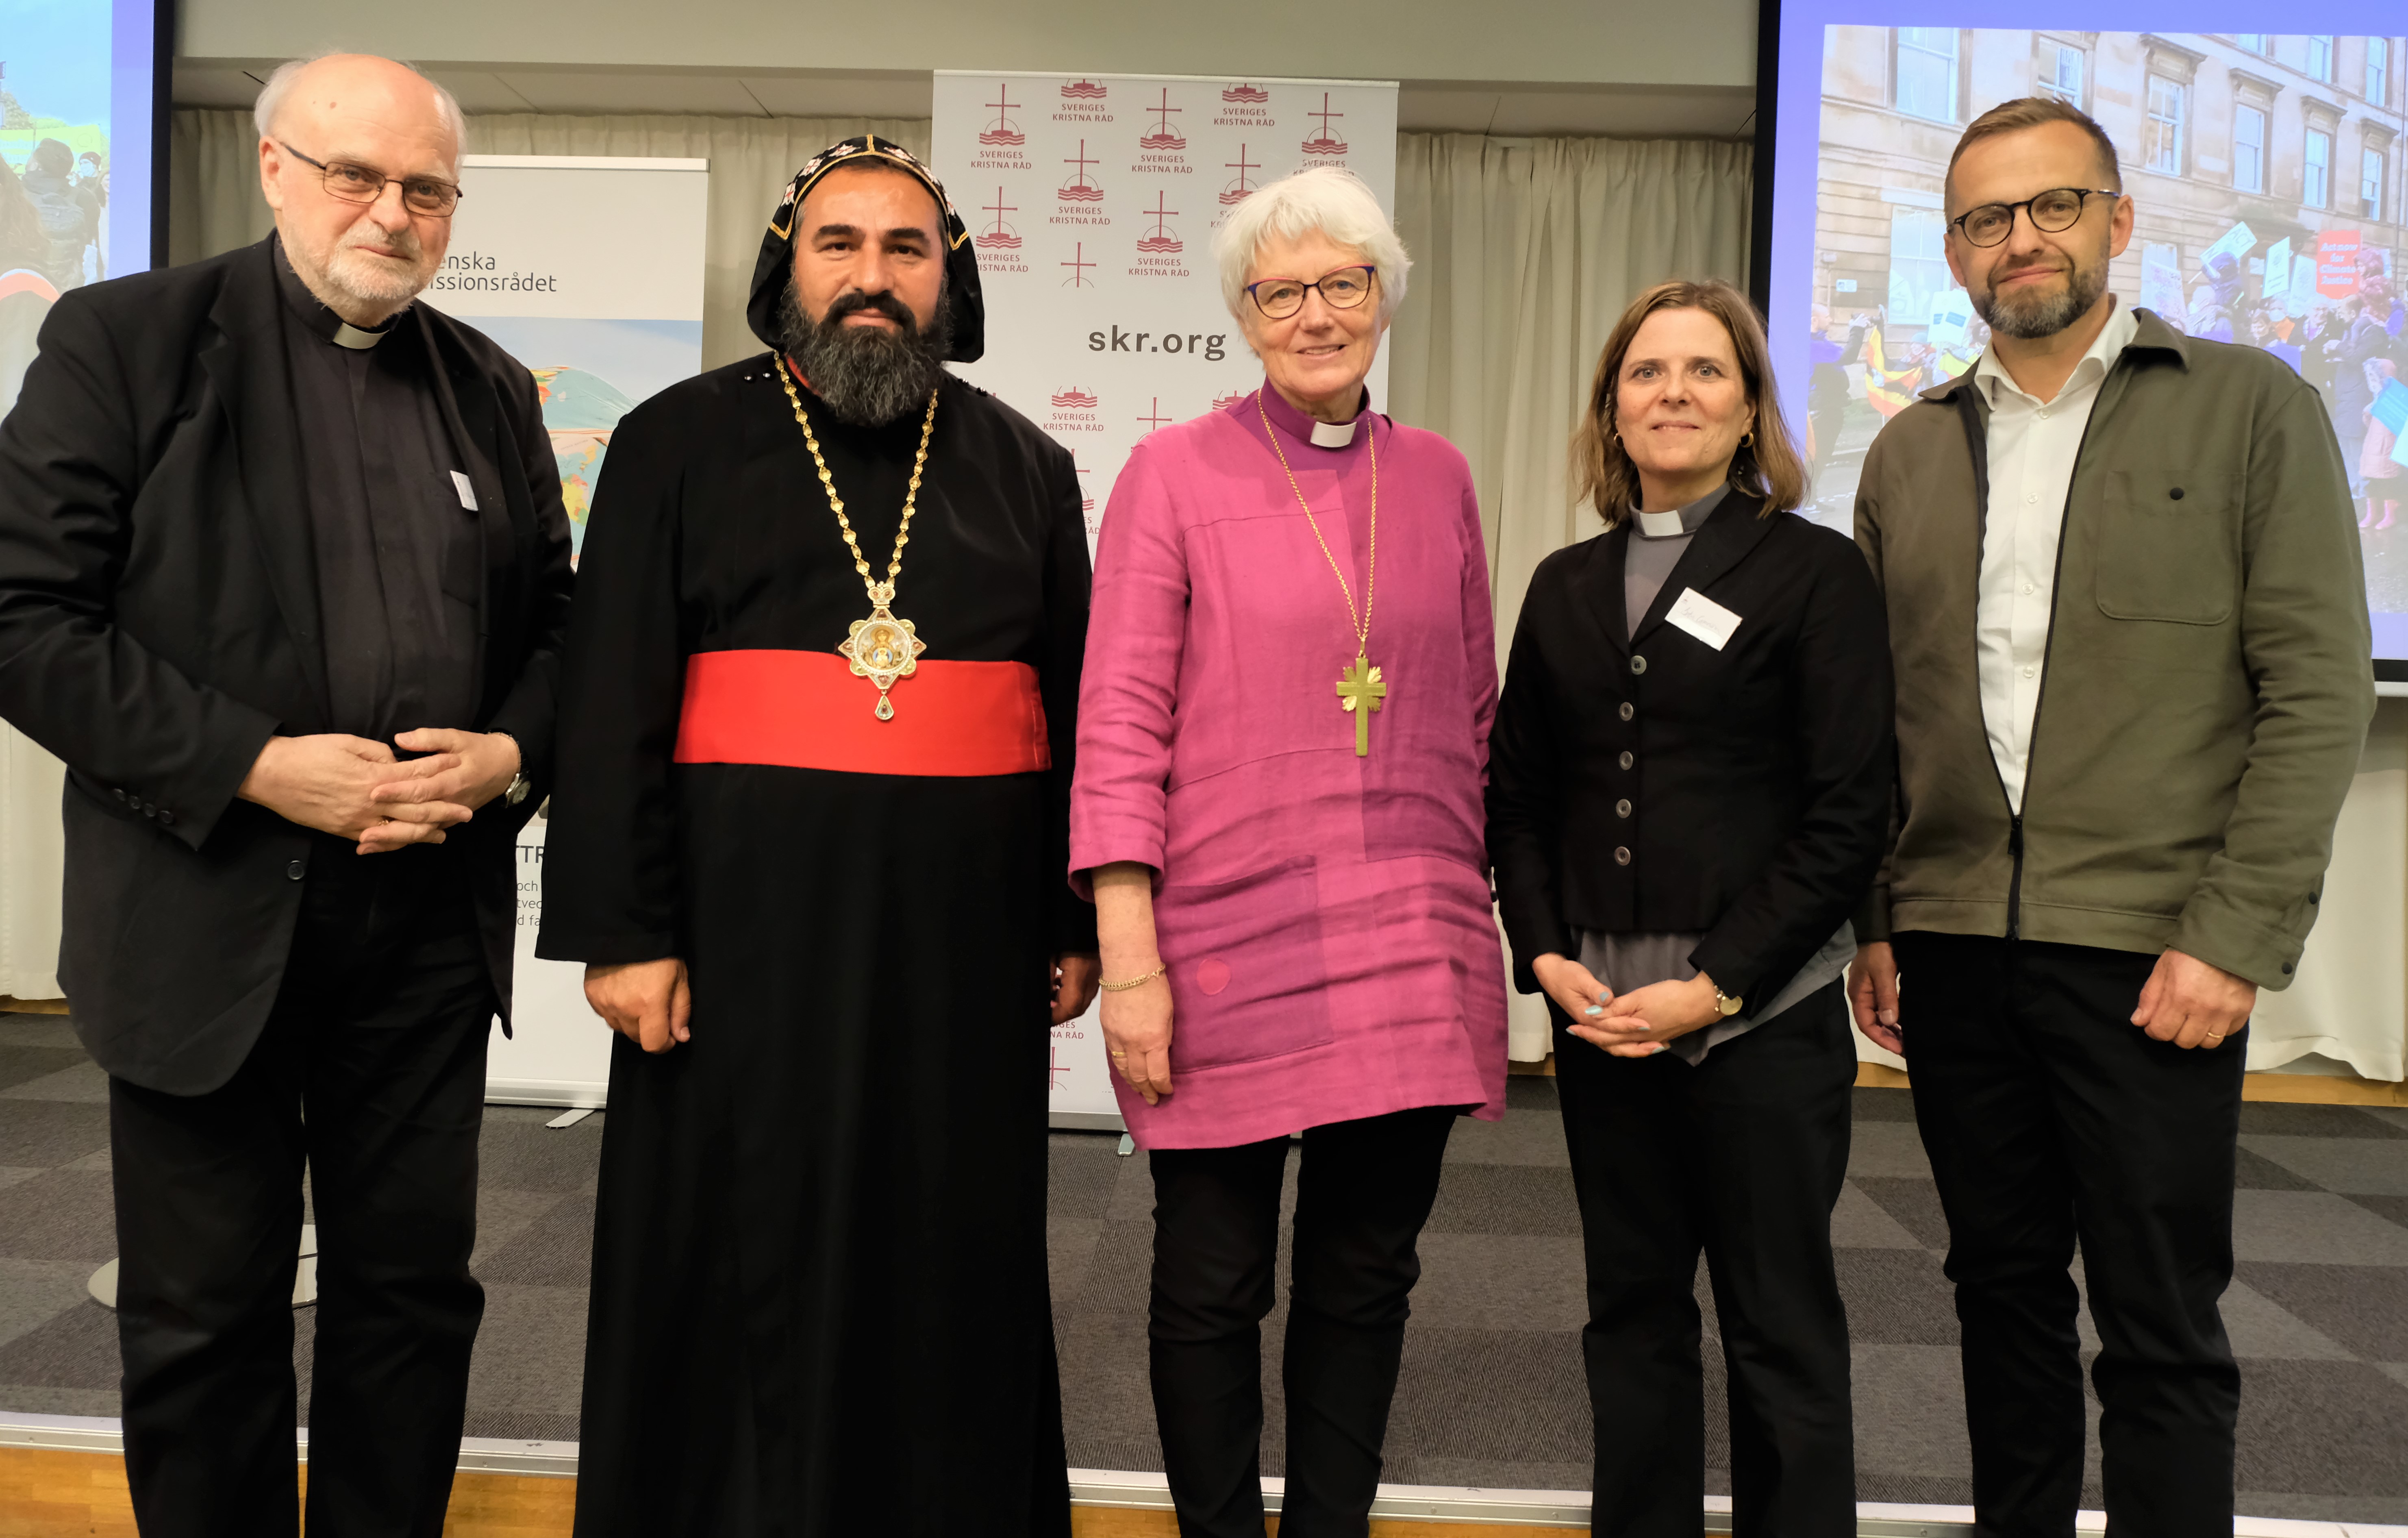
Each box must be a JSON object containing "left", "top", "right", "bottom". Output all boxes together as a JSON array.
[{"left": 490, "top": 731, "right": 532, "bottom": 806}]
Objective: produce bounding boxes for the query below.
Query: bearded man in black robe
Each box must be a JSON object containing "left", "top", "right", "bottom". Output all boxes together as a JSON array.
[{"left": 538, "top": 137, "right": 1098, "bottom": 1535}]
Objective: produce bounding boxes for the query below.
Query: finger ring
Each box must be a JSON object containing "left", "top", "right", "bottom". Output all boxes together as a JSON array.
[
  {"left": 2206, "top": 1032, "right": 2224, "bottom": 1042},
  {"left": 1109, "top": 1050, "right": 1126, "bottom": 1058}
]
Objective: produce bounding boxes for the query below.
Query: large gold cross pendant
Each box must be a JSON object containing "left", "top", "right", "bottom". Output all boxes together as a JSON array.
[{"left": 1336, "top": 653, "right": 1386, "bottom": 757}]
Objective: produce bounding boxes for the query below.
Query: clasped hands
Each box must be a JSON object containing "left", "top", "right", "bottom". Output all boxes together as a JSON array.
[
  {"left": 1532, "top": 953, "right": 1725, "bottom": 1058},
  {"left": 237, "top": 727, "right": 521, "bottom": 855}
]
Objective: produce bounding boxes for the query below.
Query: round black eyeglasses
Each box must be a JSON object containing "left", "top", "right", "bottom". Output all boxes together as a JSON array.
[
  {"left": 1949, "top": 187, "right": 2119, "bottom": 248},
  {"left": 1245, "top": 265, "right": 1376, "bottom": 320}
]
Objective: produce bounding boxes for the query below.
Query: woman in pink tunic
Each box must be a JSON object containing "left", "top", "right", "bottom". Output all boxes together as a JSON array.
[{"left": 1069, "top": 167, "right": 1507, "bottom": 1537}]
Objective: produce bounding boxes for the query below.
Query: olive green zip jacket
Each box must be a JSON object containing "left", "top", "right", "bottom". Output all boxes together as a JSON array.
[{"left": 1853, "top": 308, "right": 2373, "bottom": 989}]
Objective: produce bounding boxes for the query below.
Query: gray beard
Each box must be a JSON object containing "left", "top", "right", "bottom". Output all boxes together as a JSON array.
[
  {"left": 778, "top": 284, "right": 952, "bottom": 427},
  {"left": 1971, "top": 256, "right": 2109, "bottom": 341}
]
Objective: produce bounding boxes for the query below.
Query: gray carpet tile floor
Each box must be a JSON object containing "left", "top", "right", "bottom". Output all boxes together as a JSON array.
[{"left": 0, "top": 1012, "right": 2404, "bottom": 1518}]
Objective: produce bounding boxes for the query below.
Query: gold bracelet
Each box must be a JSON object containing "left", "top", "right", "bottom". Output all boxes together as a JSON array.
[{"left": 1100, "top": 963, "right": 1168, "bottom": 992}]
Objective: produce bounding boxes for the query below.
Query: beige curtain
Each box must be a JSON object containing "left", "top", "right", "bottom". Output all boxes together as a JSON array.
[
  {"left": 165, "top": 109, "right": 277, "bottom": 266},
  {"left": 1387, "top": 135, "right": 1754, "bottom": 677}
]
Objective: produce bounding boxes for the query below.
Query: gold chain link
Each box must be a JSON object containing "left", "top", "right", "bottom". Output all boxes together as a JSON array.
[
  {"left": 1258, "top": 393, "right": 1377, "bottom": 655},
  {"left": 778, "top": 356, "right": 940, "bottom": 605}
]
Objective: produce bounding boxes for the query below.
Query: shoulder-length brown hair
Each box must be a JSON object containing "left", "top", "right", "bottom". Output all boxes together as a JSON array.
[{"left": 1571, "top": 279, "right": 1806, "bottom": 528}]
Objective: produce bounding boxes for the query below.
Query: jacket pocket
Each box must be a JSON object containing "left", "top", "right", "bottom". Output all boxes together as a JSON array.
[
  {"left": 1154, "top": 856, "right": 1337, "bottom": 1070},
  {"left": 2094, "top": 469, "right": 2241, "bottom": 625}
]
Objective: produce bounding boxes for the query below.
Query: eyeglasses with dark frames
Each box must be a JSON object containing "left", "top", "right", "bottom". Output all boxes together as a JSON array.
[
  {"left": 279, "top": 143, "right": 465, "bottom": 218},
  {"left": 1949, "top": 187, "right": 2120, "bottom": 248},
  {"left": 1245, "top": 265, "right": 1377, "bottom": 320}
]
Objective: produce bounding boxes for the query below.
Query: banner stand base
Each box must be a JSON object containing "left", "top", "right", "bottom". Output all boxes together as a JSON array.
[{"left": 487, "top": 1080, "right": 607, "bottom": 1111}]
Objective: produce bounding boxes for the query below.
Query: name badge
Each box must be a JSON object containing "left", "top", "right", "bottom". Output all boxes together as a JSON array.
[
  {"left": 450, "top": 471, "right": 479, "bottom": 511},
  {"left": 1665, "top": 587, "right": 1742, "bottom": 651}
]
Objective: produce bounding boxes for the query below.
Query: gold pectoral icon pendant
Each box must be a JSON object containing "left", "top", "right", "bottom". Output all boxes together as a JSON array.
[
  {"left": 1336, "top": 652, "right": 1386, "bottom": 756},
  {"left": 839, "top": 584, "right": 926, "bottom": 720}
]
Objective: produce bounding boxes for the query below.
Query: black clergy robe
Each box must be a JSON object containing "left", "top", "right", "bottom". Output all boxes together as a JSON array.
[{"left": 537, "top": 357, "right": 1093, "bottom": 1536}]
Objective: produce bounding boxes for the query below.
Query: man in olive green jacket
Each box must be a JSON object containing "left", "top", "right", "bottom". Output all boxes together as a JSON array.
[{"left": 1849, "top": 98, "right": 2372, "bottom": 1537}]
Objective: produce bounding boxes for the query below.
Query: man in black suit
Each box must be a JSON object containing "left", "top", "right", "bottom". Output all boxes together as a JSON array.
[{"left": 0, "top": 53, "right": 572, "bottom": 1536}]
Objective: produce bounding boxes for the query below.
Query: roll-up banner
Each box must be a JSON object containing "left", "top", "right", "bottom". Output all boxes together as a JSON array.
[
  {"left": 932, "top": 72, "right": 1400, "bottom": 1128},
  {"left": 444, "top": 155, "right": 709, "bottom": 1107}
]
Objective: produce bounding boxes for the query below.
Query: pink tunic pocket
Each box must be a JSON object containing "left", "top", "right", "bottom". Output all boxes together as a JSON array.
[{"left": 1156, "top": 857, "right": 1337, "bottom": 1070}]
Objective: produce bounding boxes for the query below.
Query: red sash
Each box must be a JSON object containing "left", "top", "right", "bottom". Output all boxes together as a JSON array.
[{"left": 673, "top": 649, "right": 1052, "bottom": 777}]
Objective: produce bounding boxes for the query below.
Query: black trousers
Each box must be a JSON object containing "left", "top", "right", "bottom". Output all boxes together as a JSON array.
[
  {"left": 1146, "top": 1104, "right": 1458, "bottom": 1538},
  {"left": 1893, "top": 933, "right": 2246, "bottom": 1538},
  {"left": 110, "top": 838, "right": 494, "bottom": 1538},
  {"left": 1553, "top": 981, "right": 1858, "bottom": 1538}
]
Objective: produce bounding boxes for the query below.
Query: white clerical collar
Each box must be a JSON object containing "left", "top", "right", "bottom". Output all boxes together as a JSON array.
[
  {"left": 1632, "top": 488, "right": 1723, "bottom": 538},
  {"left": 332, "top": 321, "right": 389, "bottom": 350},
  {"left": 1309, "top": 418, "right": 1357, "bottom": 448}
]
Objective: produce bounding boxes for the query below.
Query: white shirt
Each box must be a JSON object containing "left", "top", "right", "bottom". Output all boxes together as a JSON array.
[{"left": 1969, "top": 300, "right": 2139, "bottom": 811}]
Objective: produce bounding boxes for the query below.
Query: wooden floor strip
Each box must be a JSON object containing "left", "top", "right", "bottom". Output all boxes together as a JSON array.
[
  {"left": 0, "top": 1451, "right": 585, "bottom": 1538},
  {"left": 0, "top": 1447, "right": 135, "bottom": 1536},
  {"left": 0, "top": 1449, "right": 1593, "bottom": 1537},
  {"left": 1074, "top": 1514, "right": 1586, "bottom": 1536}
]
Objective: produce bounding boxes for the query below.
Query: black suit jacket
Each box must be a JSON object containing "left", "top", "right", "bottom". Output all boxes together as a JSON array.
[
  {"left": 0, "top": 238, "right": 575, "bottom": 1094},
  {"left": 1487, "top": 489, "right": 1893, "bottom": 1015}
]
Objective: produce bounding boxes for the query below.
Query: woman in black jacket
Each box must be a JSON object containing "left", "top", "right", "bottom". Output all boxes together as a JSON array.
[{"left": 1487, "top": 279, "right": 1893, "bottom": 1538}]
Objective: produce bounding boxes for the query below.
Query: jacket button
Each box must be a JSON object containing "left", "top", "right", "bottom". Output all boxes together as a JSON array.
[
  {"left": 1619, "top": 702, "right": 1634, "bottom": 722},
  {"left": 2280, "top": 962, "right": 2294, "bottom": 975},
  {"left": 141, "top": 805, "right": 156, "bottom": 818},
  {"left": 1616, "top": 798, "right": 1632, "bottom": 818},
  {"left": 1613, "top": 846, "right": 1632, "bottom": 866},
  {"left": 285, "top": 860, "right": 305, "bottom": 881},
  {"left": 1630, "top": 655, "right": 1647, "bottom": 675},
  {"left": 2309, "top": 891, "right": 2321, "bottom": 904},
  {"left": 2169, "top": 487, "right": 2184, "bottom": 500},
  {"left": 158, "top": 810, "right": 176, "bottom": 828},
  {"left": 1618, "top": 751, "right": 1634, "bottom": 770},
  {"left": 113, "top": 787, "right": 126, "bottom": 802}
]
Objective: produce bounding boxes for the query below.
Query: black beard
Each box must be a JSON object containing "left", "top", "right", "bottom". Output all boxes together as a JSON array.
[
  {"left": 778, "top": 283, "right": 952, "bottom": 427},
  {"left": 1970, "top": 251, "right": 2110, "bottom": 341}
]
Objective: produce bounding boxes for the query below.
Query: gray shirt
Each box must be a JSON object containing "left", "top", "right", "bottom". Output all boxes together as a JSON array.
[
  {"left": 1575, "top": 487, "right": 1849, "bottom": 1063},
  {"left": 1621, "top": 487, "right": 1718, "bottom": 634}
]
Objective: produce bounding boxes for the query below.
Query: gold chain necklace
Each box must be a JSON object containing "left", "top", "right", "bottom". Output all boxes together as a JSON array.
[
  {"left": 1258, "top": 393, "right": 1385, "bottom": 756},
  {"left": 779, "top": 357, "right": 940, "bottom": 721}
]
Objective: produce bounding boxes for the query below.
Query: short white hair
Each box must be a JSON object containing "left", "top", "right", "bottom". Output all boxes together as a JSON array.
[
  {"left": 1213, "top": 166, "right": 1410, "bottom": 328},
  {"left": 253, "top": 52, "right": 469, "bottom": 165}
]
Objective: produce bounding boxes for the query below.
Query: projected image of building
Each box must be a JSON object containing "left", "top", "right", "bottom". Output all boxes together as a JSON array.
[{"left": 1806, "top": 30, "right": 2408, "bottom": 516}]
